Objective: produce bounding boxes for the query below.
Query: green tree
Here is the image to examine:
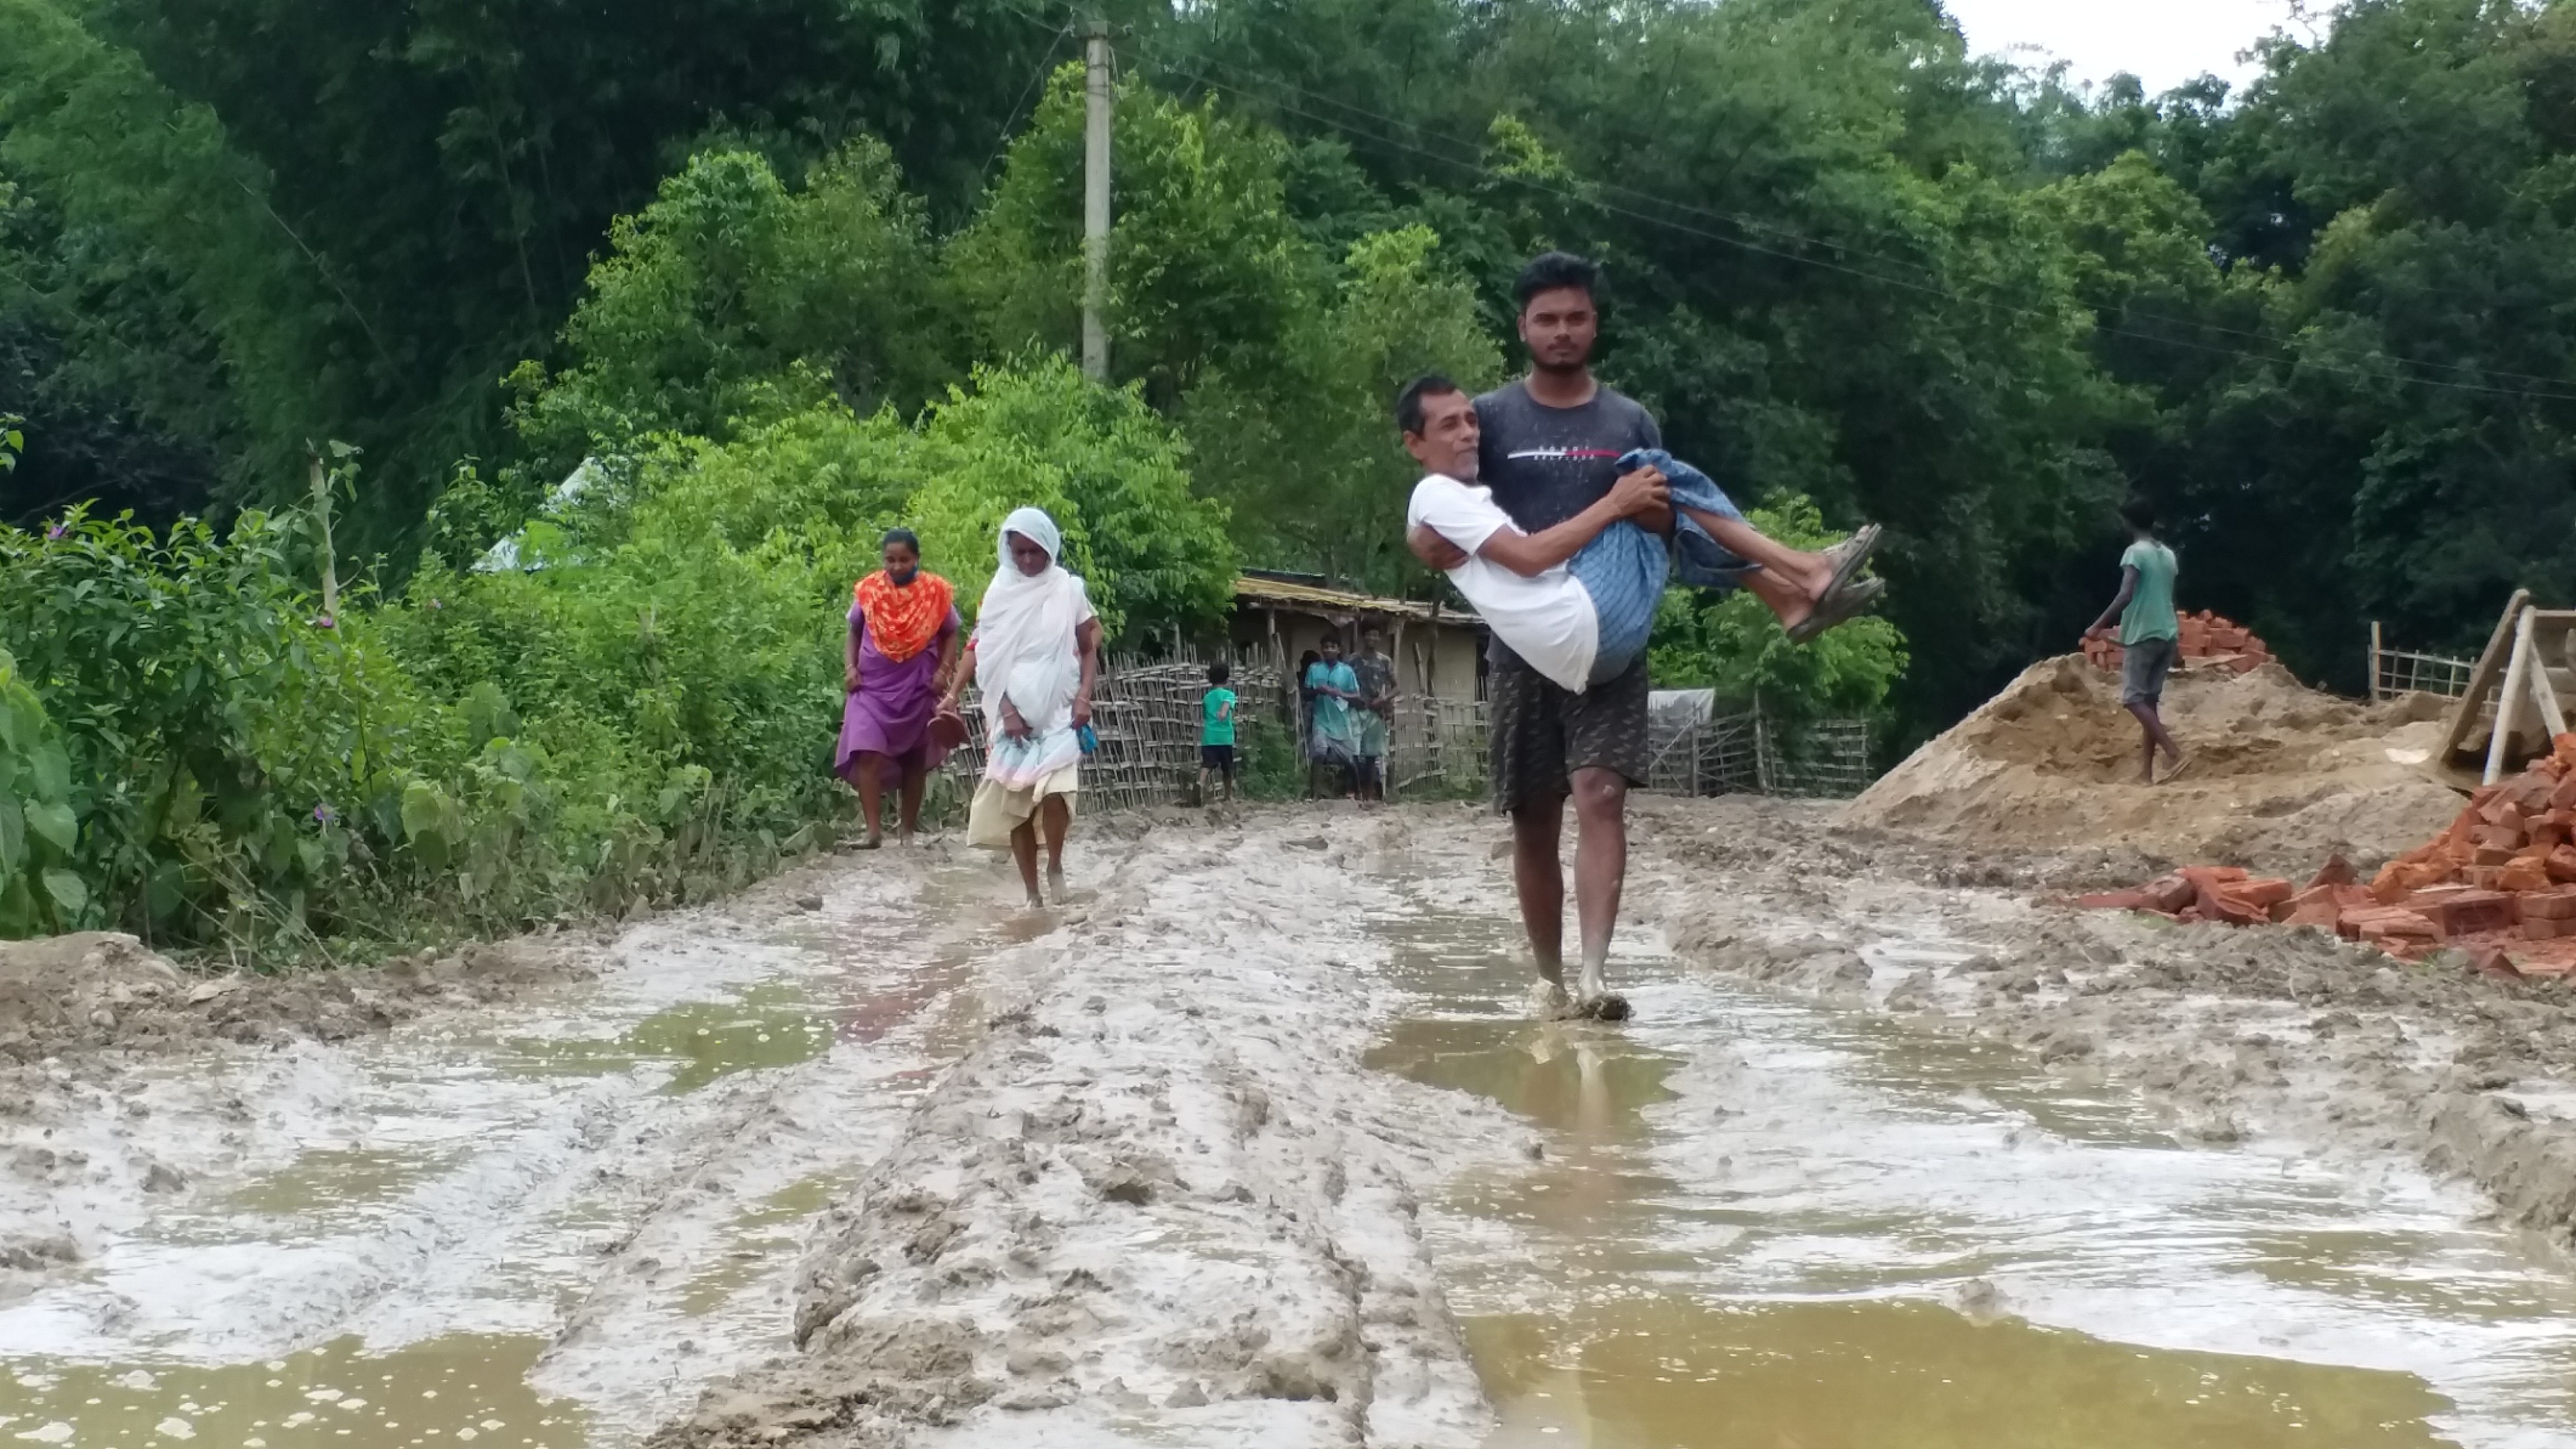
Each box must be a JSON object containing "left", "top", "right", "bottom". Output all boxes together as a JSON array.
[
  {"left": 953, "top": 65, "right": 1317, "bottom": 410},
  {"left": 1649, "top": 494, "right": 1909, "bottom": 727},
  {"left": 913, "top": 357, "right": 1234, "bottom": 639},
  {"left": 0, "top": 1, "right": 345, "bottom": 516},
  {"left": 505, "top": 141, "right": 959, "bottom": 497},
  {"left": 958, "top": 68, "right": 1496, "bottom": 591},
  {"left": 10, "top": 0, "right": 1062, "bottom": 543},
  {"left": 1182, "top": 224, "right": 1503, "bottom": 590}
]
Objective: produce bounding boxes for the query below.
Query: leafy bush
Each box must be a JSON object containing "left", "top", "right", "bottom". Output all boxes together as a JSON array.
[
  {"left": 504, "top": 141, "right": 957, "bottom": 482},
  {"left": 1647, "top": 494, "right": 1910, "bottom": 728},
  {"left": 0, "top": 647, "right": 85, "bottom": 935},
  {"left": 0, "top": 356, "right": 1235, "bottom": 956},
  {"left": 909, "top": 358, "right": 1234, "bottom": 637},
  {"left": 0, "top": 506, "right": 427, "bottom": 948}
]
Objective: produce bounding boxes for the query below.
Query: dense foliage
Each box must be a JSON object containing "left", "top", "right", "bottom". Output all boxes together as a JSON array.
[
  {"left": 0, "top": 353, "right": 1223, "bottom": 955},
  {"left": 9, "top": 0, "right": 2576, "bottom": 946},
  {"left": 1649, "top": 496, "right": 1911, "bottom": 729}
]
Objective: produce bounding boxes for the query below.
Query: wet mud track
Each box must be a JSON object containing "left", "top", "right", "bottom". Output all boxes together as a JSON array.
[
  {"left": 0, "top": 854, "right": 1042, "bottom": 1446},
  {"left": 8, "top": 803, "right": 2576, "bottom": 1448}
]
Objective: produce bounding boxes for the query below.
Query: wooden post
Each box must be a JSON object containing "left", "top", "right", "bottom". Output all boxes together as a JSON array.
[
  {"left": 2486, "top": 613, "right": 2535, "bottom": 785},
  {"left": 2434, "top": 589, "right": 2532, "bottom": 784},
  {"left": 2527, "top": 610, "right": 2570, "bottom": 741},
  {"left": 2369, "top": 619, "right": 2383, "bottom": 702}
]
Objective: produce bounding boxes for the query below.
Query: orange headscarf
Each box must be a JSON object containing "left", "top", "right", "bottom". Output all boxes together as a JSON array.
[{"left": 853, "top": 569, "right": 955, "bottom": 665}]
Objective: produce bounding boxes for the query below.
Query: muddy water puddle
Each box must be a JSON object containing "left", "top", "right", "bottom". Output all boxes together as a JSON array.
[
  {"left": 2, "top": 856, "right": 1040, "bottom": 1445},
  {"left": 3, "top": 1336, "right": 585, "bottom": 1449},
  {"left": 1365, "top": 901, "right": 2576, "bottom": 1448}
]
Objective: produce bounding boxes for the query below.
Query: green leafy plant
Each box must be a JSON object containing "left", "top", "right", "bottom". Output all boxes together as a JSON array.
[
  {"left": 0, "top": 503, "right": 418, "bottom": 949},
  {"left": 1648, "top": 494, "right": 1910, "bottom": 730},
  {"left": 0, "top": 647, "right": 88, "bottom": 934}
]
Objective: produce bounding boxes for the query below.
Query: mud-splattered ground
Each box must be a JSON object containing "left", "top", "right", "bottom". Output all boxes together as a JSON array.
[
  {"left": 6, "top": 801, "right": 2576, "bottom": 1448},
  {"left": 1632, "top": 797, "right": 2576, "bottom": 1255}
]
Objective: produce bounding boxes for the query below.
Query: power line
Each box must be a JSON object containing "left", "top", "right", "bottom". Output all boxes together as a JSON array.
[
  {"left": 979, "top": 20, "right": 1076, "bottom": 186},
  {"left": 1146, "top": 40, "right": 2576, "bottom": 402},
  {"left": 996, "top": 6, "right": 2576, "bottom": 405},
  {"left": 1135, "top": 6, "right": 2576, "bottom": 395}
]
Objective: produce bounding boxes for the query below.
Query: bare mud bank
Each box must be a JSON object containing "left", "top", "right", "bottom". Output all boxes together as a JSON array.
[
  {"left": 1632, "top": 795, "right": 2576, "bottom": 1253},
  {"left": 0, "top": 929, "right": 591, "bottom": 1072},
  {"left": 0, "top": 850, "right": 912, "bottom": 1079},
  {"left": 1844, "top": 655, "right": 2463, "bottom": 874}
]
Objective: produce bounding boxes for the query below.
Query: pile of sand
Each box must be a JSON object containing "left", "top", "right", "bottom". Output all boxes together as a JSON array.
[{"left": 1843, "top": 655, "right": 2465, "bottom": 874}]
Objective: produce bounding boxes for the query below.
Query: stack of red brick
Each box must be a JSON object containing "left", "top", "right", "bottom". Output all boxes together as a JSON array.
[
  {"left": 2082, "top": 610, "right": 2276, "bottom": 676},
  {"left": 2073, "top": 733, "right": 2576, "bottom": 978}
]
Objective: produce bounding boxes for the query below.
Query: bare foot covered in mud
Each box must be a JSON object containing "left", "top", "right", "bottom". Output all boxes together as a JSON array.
[
  {"left": 1581, "top": 994, "right": 1633, "bottom": 1022},
  {"left": 1045, "top": 865, "right": 1068, "bottom": 905},
  {"left": 1528, "top": 978, "right": 1581, "bottom": 1020}
]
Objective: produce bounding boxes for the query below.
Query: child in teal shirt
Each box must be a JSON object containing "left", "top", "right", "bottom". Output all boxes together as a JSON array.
[
  {"left": 2085, "top": 498, "right": 2189, "bottom": 784},
  {"left": 1200, "top": 661, "right": 1238, "bottom": 804}
]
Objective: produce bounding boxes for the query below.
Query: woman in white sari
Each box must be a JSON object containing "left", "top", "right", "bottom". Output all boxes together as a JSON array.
[{"left": 939, "top": 508, "right": 1101, "bottom": 906}]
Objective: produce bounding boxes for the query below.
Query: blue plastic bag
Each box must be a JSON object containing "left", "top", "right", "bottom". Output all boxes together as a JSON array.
[{"left": 1077, "top": 723, "right": 1098, "bottom": 756}]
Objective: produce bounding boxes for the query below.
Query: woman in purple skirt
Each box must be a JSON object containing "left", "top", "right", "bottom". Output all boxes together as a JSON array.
[{"left": 836, "top": 529, "right": 962, "bottom": 847}]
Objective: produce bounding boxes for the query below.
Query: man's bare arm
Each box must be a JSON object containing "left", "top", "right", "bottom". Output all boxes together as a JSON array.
[
  {"left": 1472, "top": 467, "right": 1668, "bottom": 579},
  {"left": 2087, "top": 565, "right": 2141, "bottom": 638},
  {"left": 1407, "top": 524, "right": 1468, "bottom": 572}
]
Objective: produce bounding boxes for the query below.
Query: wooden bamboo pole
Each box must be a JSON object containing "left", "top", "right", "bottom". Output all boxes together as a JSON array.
[{"left": 2485, "top": 613, "right": 2536, "bottom": 785}]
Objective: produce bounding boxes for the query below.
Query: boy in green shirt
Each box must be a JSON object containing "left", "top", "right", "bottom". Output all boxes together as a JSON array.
[
  {"left": 2085, "top": 499, "right": 2190, "bottom": 784},
  {"left": 1200, "top": 661, "right": 1238, "bottom": 805}
]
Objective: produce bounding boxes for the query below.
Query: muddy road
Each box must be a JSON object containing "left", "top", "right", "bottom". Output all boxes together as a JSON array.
[{"left": 6, "top": 803, "right": 2576, "bottom": 1447}]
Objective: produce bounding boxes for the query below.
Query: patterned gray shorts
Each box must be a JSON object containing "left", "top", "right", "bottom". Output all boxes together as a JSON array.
[
  {"left": 2122, "top": 634, "right": 2178, "bottom": 705},
  {"left": 1486, "top": 649, "right": 1651, "bottom": 813}
]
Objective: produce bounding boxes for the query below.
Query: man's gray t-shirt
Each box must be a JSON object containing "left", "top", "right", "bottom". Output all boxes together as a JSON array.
[{"left": 1473, "top": 378, "right": 1662, "bottom": 669}]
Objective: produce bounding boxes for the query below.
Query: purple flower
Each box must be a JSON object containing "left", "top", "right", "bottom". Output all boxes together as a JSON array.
[
  {"left": 313, "top": 613, "right": 337, "bottom": 630},
  {"left": 45, "top": 523, "right": 65, "bottom": 541},
  {"left": 312, "top": 802, "right": 337, "bottom": 825}
]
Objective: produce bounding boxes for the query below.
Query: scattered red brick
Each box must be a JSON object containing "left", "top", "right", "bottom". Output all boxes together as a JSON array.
[
  {"left": 2082, "top": 609, "right": 2276, "bottom": 677},
  {"left": 2073, "top": 732, "right": 2576, "bottom": 977}
]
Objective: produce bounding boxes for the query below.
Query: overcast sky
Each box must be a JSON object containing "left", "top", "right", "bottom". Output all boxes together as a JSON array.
[{"left": 1944, "top": 0, "right": 2314, "bottom": 94}]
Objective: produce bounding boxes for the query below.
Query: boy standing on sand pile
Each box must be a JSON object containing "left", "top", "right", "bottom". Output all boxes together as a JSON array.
[{"left": 2084, "top": 499, "right": 2190, "bottom": 784}]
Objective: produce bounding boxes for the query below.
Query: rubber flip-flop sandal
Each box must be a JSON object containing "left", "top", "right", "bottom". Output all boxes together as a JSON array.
[
  {"left": 1818, "top": 523, "right": 1884, "bottom": 599},
  {"left": 851, "top": 837, "right": 883, "bottom": 851},
  {"left": 2158, "top": 754, "right": 2194, "bottom": 785},
  {"left": 1787, "top": 576, "right": 1887, "bottom": 645}
]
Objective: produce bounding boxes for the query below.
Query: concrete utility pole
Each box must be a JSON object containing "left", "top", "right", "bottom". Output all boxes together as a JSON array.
[{"left": 1082, "top": 19, "right": 1113, "bottom": 381}]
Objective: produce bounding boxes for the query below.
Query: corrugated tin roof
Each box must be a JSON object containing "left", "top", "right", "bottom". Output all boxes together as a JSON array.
[{"left": 1233, "top": 574, "right": 1481, "bottom": 625}]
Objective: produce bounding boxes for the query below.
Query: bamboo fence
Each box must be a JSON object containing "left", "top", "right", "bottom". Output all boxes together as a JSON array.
[
  {"left": 940, "top": 656, "right": 1285, "bottom": 811},
  {"left": 936, "top": 651, "right": 1871, "bottom": 808},
  {"left": 1643, "top": 705, "right": 1872, "bottom": 799},
  {"left": 2369, "top": 621, "right": 2476, "bottom": 701}
]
